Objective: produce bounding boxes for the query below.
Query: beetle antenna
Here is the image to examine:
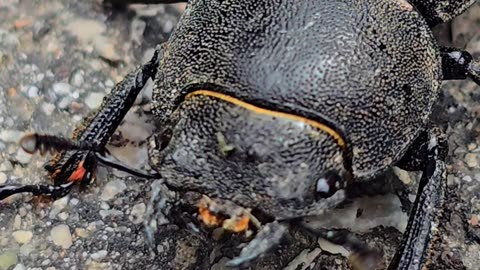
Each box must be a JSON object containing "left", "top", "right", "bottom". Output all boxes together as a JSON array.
[
  {"left": 20, "top": 133, "right": 99, "bottom": 155},
  {"left": 0, "top": 181, "right": 75, "bottom": 200},
  {"left": 94, "top": 150, "right": 161, "bottom": 179}
]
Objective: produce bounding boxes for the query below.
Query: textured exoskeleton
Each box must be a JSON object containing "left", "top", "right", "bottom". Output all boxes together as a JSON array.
[{"left": 1, "top": 0, "right": 480, "bottom": 269}]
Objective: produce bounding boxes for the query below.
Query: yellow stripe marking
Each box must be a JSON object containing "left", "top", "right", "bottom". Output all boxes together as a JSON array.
[{"left": 185, "top": 90, "right": 345, "bottom": 148}]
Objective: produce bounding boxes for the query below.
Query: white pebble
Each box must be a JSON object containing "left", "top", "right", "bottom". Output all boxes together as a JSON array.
[
  {"left": 13, "top": 215, "right": 21, "bottom": 230},
  {"left": 13, "top": 264, "right": 26, "bottom": 270},
  {"left": 85, "top": 92, "right": 105, "bottom": 109},
  {"left": 27, "top": 86, "right": 39, "bottom": 98},
  {"left": 58, "top": 96, "right": 72, "bottom": 109},
  {"left": 50, "top": 224, "right": 73, "bottom": 249},
  {"left": 0, "top": 130, "right": 23, "bottom": 143},
  {"left": 12, "top": 231, "right": 33, "bottom": 244},
  {"left": 57, "top": 212, "right": 69, "bottom": 221},
  {"left": 52, "top": 82, "right": 72, "bottom": 95},
  {"left": 42, "top": 103, "right": 56, "bottom": 116},
  {"left": 465, "top": 153, "right": 478, "bottom": 168},
  {"left": 0, "top": 172, "right": 7, "bottom": 184},
  {"left": 91, "top": 250, "right": 108, "bottom": 261},
  {"left": 15, "top": 149, "right": 31, "bottom": 165},
  {"left": 100, "top": 180, "right": 127, "bottom": 201},
  {"left": 99, "top": 209, "right": 123, "bottom": 219},
  {"left": 70, "top": 70, "right": 85, "bottom": 87},
  {"left": 129, "top": 203, "right": 146, "bottom": 224}
]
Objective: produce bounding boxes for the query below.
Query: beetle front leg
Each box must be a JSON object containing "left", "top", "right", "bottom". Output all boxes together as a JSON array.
[{"left": 388, "top": 128, "right": 448, "bottom": 270}]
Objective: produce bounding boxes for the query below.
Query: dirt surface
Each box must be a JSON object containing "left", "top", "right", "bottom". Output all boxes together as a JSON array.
[{"left": 0, "top": 1, "right": 479, "bottom": 270}]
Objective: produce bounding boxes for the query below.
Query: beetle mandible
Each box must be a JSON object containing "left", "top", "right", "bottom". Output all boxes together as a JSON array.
[{"left": 1, "top": 0, "right": 480, "bottom": 269}]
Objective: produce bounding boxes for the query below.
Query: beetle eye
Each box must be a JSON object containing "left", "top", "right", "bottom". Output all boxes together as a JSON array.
[{"left": 315, "top": 170, "right": 343, "bottom": 198}]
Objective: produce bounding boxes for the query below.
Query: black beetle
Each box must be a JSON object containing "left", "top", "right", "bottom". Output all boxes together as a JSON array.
[{"left": 1, "top": 0, "right": 480, "bottom": 269}]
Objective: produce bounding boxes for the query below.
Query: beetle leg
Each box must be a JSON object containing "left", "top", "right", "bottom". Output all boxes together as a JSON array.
[
  {"left": 441, "top": 47, "right": 480, "bottom": 85},
  {"left": 388, "top": 129, "right": 448, "bottom": 270},
  {"left": 20, "top": 133, "right": 161, "bottom": 180},
  {"left": 0, "top": 182, "right": 75, "bottom": 201},
  {"left": 226, "top": 221, "right": 288, "bottom": 267}
]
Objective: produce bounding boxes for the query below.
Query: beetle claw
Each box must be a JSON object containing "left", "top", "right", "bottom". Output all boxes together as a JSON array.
[{"left": 226, "top": 221, "right": 287, "bottom": 267}]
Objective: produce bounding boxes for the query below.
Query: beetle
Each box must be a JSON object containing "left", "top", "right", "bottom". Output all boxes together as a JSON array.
[{"left": 1, "top": 0, "right": 480, "bottom": 269}]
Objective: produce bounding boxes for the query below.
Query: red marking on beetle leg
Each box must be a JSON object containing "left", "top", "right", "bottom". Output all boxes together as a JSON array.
[{"left": 68, "top": 161, "right": 86, "bottom": 182}]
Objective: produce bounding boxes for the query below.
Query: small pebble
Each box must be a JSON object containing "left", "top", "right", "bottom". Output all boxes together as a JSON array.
[
  {"left": 463, "top": 175, "right": 473, "bottom": 183},
  {"left": 12, "top": 231, "right": 33, "bottom": 244},
  {"left": 0, "top": 172, "right": 7, "bottom": 184},
  {"left": 0, "top": 251, "right": 18, "bottom": 270},
  {"left": 91, "top": 250, "right": 108, "bottom": 261},
  {"left": 49, "top": 196, "right": 69, "bottom": 219},
  {"left": 75, "top": 228, "right": 89, "bottom": 238},
  {"left": 70, "top": 70, "right": 85, "bottom": 87},
  {"left": 93, "top": 35, "right": 121, "bottom": 62},
  {"left": 57, "top": 212, "right": 69, "bottom": 221},
  {"left": 467, "top": 143, "right": 477, "bottom": 151},
  {"left": 105, "top": 79, "right": 115, "bottom": 88},
  {"left": 471, "top": 215, "right": 479, "bottom": 226},
  {"left": 0, "top": 161, "right": 13, "bottom": 172},
  {"left": 0, "top": 130, "right": 23, "bottom": 143},
  {"left": 13, "top": 215, "right": 21, "bottom": 230},
  {"left": 13, "top": 264, "right": 26, "bottom": 270},
  {"left": 100, "top": 202, "right": 110, "bottom": 210},
  {"left": 58, "top": 96, "right": 73, "bottom": 109},
  {"left": 50, "top": 224, "right": 73, "bottom": 249},
  {"left": 465, "top": 153, "right": 478, "bottom": 168},
  {"left": 41, "top": 259, "right": 51, "bottom": 266},
  {"left": 393, "top": 167, "right": 412, "bottom": 184},
  {"left": 18, "top": 207, "right": 27, "bottom": 217},
  {"left": 99, "top": 209, "right": 123, "bottom": 219},
  {"left": 66, "top": 19, "right": 106, "bottom": 43},
  {"left": 26, "top": 86, "right": 39, "bottom": 98},
  {"left": 129, "top": 203, "right": 146, "bottom": 224},
  {"left": 85, "top": 92, "right": 105, "bottom": 109},
  {"left": 15, "top": 149, "right": 31, "bottom": 164},
  {"left": 42, "top": 103, "right": 55, "bottom": 115},
  {"left": 100, "top": 180, "right": 127, "bottom": 201},
  {"left": 52, "top": 82, "right": 72, "bottom": 95},
  {"left": 70, "top": 198, "right": 79, "bottom": 206}
]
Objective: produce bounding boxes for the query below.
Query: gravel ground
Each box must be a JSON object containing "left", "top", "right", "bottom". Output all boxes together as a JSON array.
[{"left": 0, "top": 1, "right": 479, "bottom": 270}]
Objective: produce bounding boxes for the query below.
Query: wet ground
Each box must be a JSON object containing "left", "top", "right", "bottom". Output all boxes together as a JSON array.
[{"left": 0, "top": 1, "right": 479, "bottom": 270}]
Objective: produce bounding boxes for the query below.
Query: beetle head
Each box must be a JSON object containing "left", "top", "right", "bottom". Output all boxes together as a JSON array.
[{"left": 149, "top": 92, "right": 350, "bottom": 219}]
